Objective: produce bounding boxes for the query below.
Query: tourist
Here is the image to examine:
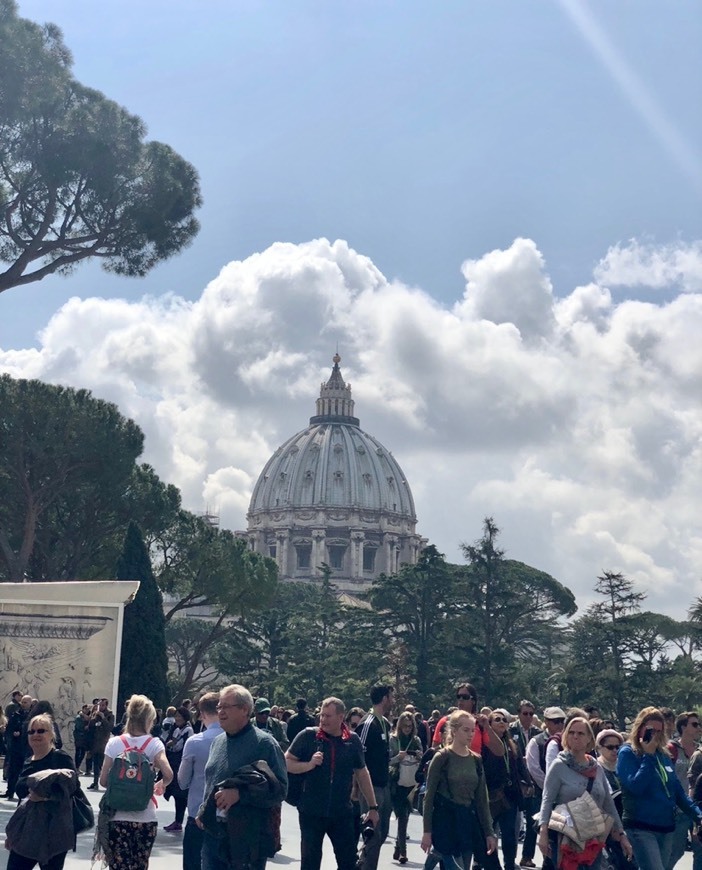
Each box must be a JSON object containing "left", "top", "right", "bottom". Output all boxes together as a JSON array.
[
  {"left": 285, "top": 697, "right": 379, "bottom": 870},
  {"left": 595, "top": 728, "right": 629, "bottom": 870},
  {"left": 286, "top": 698, "right": 317, "bottom": 743},
  {"left": 3, "top": 694, "right": 32, "bottom": 800},
  {"left": 96, "top": 694, "right": 172, "bottom": 870},
  {"left": 666, "top": 711, "right": 702, "bottom": 870},
  {"left": 197, "top": 684, "right": 287, "bottom": 870},
  {"left": 618, "top": 707, "right": 702, "bottom": 870},
  {"left": 421, "top": 709, "right": 497, "bottom": 870},
  {"left": 163, "top": 705, "right": 194, "bottom": 833},
  {"left": 177, "top": 692, "right": 222, "bottom": 870},
  {"left": 509, "top": 700, "right": 540, "bottom": 868},
  {"left": 5, "top": 712, "right": 77, "bottom": 870},
  {"left": 356, "top": 684, "right": 395, "bottom": 870},
  {"left": 87, "top": 698, "right": 115, "bottom": 791},
  {"left": 484, "top": 709, "right": 528, "bottom": 870},
  {"left": 538, "top": 716, "right": 630, "bottom": 870},
  {"left": 389, "top": 711, "right": 422, "bottom": 864}
]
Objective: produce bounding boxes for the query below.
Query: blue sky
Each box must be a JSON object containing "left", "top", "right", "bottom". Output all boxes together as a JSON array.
[
  {"left": 4, "top": 0, "right": 701, "bottom": 346},
  {"left": 2, "top": 1, "right": 701, "bottom": 614}
]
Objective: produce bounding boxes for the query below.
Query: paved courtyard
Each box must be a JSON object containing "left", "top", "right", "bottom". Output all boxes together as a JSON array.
[{"left": 0, "top": 785, "right": 695, "bottom": 870}]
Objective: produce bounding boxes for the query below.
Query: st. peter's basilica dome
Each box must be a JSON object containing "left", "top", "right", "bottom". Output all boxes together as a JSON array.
[{"left": 246, "top": 355, "right": 423, "bottom": 590}]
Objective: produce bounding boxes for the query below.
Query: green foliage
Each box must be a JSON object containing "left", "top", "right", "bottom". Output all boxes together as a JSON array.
[
  {"left": 153, "top": 511, "right": 278, "bottom": 700},
  {"left": 0, "top": 375, "right": 149, "bottom": 581},
  {"left": 117, "top": 522, "right": 168, "bottom": 711},
  {"left": 365, "top": 544, "right": 464, "bottom": 709},
  {"left": 0, "top": 0, "right": 201, "bottom": 294},
  {"left": 458, "top": 518, "right": 577, "bottom": 702}
]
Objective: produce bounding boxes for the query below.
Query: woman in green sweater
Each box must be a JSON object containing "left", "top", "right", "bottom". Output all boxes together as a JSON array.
[{"left": 421, "top": 710, "right": 497, "bottom": 870}]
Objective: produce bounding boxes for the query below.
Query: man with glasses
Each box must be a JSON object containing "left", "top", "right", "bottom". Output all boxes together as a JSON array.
[
  {"left": 509, "top": 701, "right": 541, "bottom": 868},
  {"left": 525, "top": 707, "right": 566, "bottom": 870},
  {"left": 197, "top": 685, "right": 287, "bottom": 870},
  {"left": 667, "top": 711, "right": 702, "bottom": 870},
  {"left": 431, "top": 682, "right": 503, "bottom": 754}
]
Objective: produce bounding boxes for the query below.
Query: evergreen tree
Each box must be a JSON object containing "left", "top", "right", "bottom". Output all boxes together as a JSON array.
[{"left": 117, "top": 521, "right": 168, "bottom": 711}]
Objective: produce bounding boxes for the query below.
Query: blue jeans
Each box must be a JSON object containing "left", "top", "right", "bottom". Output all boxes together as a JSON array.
[{"left": 627, "top": 828, "right": 674, "bottom": 870}]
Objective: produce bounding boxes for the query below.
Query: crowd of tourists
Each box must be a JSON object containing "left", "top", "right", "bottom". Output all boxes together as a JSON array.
[{"left": 2, "top": 681, "right": 702, "bottom": 870}]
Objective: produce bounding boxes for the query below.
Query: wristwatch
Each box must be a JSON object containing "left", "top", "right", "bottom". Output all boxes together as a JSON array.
[{"left": 369, "top": 805, "right": 378, "bottom": 811}]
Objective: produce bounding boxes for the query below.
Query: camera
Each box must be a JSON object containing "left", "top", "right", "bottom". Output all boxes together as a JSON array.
[
  {"left": 642, "top": 728, "right": 654, "bottom": 744},
  {"left": 361, "top": 819, "right": 375, "bottom": 843}
]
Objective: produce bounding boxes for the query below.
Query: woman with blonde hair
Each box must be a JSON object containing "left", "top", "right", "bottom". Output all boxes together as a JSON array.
[
  {"left": 96, "top": 694, "right": 173, "bottom": 870},
  {"left": 5, "top": 712, "right": 78, "bottom": 870},
  {"left": 538, "top": 716, "right": 629, "bottom": 870},
  {"left": 421, "top": 710, "right": 497, "bottom": 870},
  {"left": 390, "top": 711, "right": 422, "bottom": 864},
  {"left": 617, "top": 706, "right": 702, "bottom": 870}
]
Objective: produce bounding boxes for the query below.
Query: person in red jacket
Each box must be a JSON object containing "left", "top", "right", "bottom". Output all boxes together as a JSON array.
[{"left": 432, "top": 683, "right": 503, "bottom": 755}]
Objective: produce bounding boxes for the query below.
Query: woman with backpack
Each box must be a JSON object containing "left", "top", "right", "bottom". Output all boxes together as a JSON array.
[
  {"left": 421, "top": 710, "right": 497, "bottom": 870},
  {"left": 96, "top": 694, "right": 173, "bottom": 870}
]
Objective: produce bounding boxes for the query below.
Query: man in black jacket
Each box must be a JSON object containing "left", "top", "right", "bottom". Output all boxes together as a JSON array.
[
  {"left": 286, "top": 697, "right": 378, "bottom": 870},
  {"left": 4, "top": 694, "right": 32, "bottom": 799},
  {"left": 356, "top": 684, "right": 394, "bottom": 870},
  {"left": 286, "top": 699, "right": 316, "bottom": 744},
  {"left": 508, "top": 700, "right": 540, "bottom": 868}
]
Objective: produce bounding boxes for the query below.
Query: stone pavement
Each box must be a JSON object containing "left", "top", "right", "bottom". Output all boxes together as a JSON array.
[{"left": 0, "top": 785, "right": 695, "bottom": 870}]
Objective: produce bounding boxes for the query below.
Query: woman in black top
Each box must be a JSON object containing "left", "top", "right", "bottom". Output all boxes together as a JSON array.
[
  {"left": 7, "top": 712, "right": 78, "bottom": 870},
  {"left": 162, "top": 706, "right": 193, "bottom": 833},
  {"left": 482, "top": 710, "right": 529, "bottom": 870}
]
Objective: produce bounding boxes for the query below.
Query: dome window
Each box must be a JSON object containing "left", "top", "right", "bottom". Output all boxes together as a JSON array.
[
  {"left": 362, "top": 473, "right": 372, "bottom": 486},
  {"left": 334, "top": 471, "right": 344, "bottom": 481},
  {"left": 328, "top": 545, "right": 346, "bottom": 570},
  {"left": 363, "top": 547, "right": 376, "bottom": 572},
  {"left": 296, "top": 545, "right": 311, "bottom": 569}
]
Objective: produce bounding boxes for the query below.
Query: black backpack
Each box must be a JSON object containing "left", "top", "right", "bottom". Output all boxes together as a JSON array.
[{"left": 285, "top": 729, "right": 323, "bottom": 807}]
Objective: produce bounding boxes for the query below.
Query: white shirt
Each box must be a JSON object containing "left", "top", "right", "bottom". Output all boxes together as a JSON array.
[{"left": 104, "top": 733, "right": 165, "bottom": 823}]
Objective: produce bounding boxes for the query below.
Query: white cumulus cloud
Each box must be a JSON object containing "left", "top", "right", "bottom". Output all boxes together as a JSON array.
[{"left": 2, "top": 236, "right": 701, "bottom": 617}]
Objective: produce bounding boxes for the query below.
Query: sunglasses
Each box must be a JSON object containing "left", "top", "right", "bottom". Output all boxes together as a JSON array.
[
  {"left": 28, "top": 728, "right": 48, "bottom": 735},
  {"left": 520, "top": 711, "right": 535, "bottom": 717},
  {"left": 689, "top": 722, "right": 701, "bottom": 729},
  {"left": 456, "top": 694, "right": 476, "bottom": 701},
  {"left": 602, "top": 744, "right": 621, "bottom": 751},
  {"left": 491, "top": 717, "right": 507, "bottom": 724},
  {"left": 548, "top": 718, "right": 565, "bottom": 724}
]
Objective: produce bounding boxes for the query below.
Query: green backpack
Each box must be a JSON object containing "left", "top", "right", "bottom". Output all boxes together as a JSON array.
[{"left": 106, "top": 735, "right": 156, "bottom": 811}]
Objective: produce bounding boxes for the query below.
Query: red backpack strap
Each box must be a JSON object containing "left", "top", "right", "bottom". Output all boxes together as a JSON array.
[
  {"left": 141, "top": 736, "right": 153, "bottom": 752},
  {"left": 120, "top": 735, "right": 131, "bottom": 751}
]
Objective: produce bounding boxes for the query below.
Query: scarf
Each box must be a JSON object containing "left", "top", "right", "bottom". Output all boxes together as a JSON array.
[{"left": 559, "top": 750, "right": 598, "bottom": 779}]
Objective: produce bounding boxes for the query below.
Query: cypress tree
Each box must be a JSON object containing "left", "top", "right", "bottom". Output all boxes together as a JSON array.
[{"left": 116, "top": 521, "right": 168, "bottom": 711}]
